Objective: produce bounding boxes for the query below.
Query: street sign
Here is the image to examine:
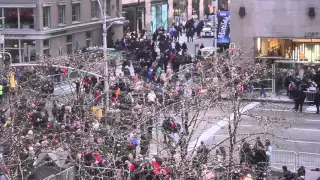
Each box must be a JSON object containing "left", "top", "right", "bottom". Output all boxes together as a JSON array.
[{"left": 0, "top": 35, "right": 4, "bottom": 44}]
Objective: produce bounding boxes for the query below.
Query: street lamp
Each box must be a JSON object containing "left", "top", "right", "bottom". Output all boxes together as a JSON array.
[
  {"left": 96, "top": 0, "right": 125, "bottom": 117},
  {"left": 0, "top": 51, "right": 12, "bottom": 68},
  {"left": 214, "top": 0, "right": 218, "bottom": 57}
]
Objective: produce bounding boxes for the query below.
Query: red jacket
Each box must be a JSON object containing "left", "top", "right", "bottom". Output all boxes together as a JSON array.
[{"left": 169, "top": 54, "right": 174, "bottom": 62}]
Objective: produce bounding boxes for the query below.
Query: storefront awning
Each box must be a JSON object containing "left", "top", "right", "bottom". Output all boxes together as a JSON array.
[{"left": 0, "top": 4, "right": 36, "bottom": 8}]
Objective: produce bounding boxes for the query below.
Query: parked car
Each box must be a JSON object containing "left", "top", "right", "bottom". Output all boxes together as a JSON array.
[{"left": 201, "top": 23, "right": 214, "bottom": 37}]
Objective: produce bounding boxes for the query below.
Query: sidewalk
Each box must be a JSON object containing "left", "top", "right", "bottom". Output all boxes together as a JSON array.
[{"left": 246, "top": 92, "right": 293, "bottom": 103}]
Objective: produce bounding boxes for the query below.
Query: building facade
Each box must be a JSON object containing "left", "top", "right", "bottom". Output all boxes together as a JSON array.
[
  {"left": 0, "top": 0, "right": 123, "bottom": 63},
  {"left": 123, "top": 0, "right": 173, "bottom": 33},
  {"left": 231, "top": 0, "right": 320, "bottom": 62}
]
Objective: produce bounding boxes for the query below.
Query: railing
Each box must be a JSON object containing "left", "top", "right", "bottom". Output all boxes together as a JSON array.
[
  {"left": 271, "top": 150, "right": 320, "bottom": 172},
  {"left": 43, "top": 166, "right": 76, "bottom": 180},
  {"left": 251, "top": 79, "right": 272, "bottom": 91},
  {"left": 78, "top": 166, "right": 129, "bottom": 180},
  {"left": 304, "top": 91, "right": 317, "bottom": 103}
]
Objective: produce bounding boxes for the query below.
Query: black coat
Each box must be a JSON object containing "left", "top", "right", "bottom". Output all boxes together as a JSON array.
[{"left": 314, "top": 92, "right": 320, "bottom": 104}]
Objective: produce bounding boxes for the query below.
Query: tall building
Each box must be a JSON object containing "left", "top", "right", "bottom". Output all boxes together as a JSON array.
[
  {"left": 0, "top": 0, "right": 124, "bottom": 63},
  {"left": 231, "top": 0, "right": 320, "bottom": 62}
]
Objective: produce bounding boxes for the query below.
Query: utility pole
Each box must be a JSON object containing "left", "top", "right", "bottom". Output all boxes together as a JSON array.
[
  {"left": 0, "top": 17, "right": 6, "bottom": 73},
  {"left": 103, "top": 0, "right": 110, "bottom": 116},
  {"left": 214, "top": 0, "right": 218, "bottom": 57},
  {"left": 96, "top": 0, "right": 125, "bottom": 120}
]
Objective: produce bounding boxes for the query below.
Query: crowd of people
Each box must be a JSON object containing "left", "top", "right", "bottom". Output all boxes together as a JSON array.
[
  {"left": 3, "top": 18, "right": 320, "bottom": 179},
  {"left": 0, "top": 19, "right": 213, "bottom": 180},
  {"left": 284, "top": 66, "right": 320, "bottom": 114}
]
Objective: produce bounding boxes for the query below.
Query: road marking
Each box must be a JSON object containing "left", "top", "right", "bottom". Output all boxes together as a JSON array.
[
  {"left": 212, "top": 134, "right": 229, "bottom": 137},
  {"left": 291, "top": 128, "right": 320, "bottom": 132},
  {"left": 260, "top": 108, "right": 316, "bottom": 114},
  {"left": 261, "top": 109, "right": 291, "bottom": 112},
  {"left": 239, "top": 124, "right": 253, "bottom": 127},
  {"left": 285, "top": 140, "right": 320, "bottom": 145},
  {"left": 188, "top": 102, "right": 260, "bottom": 151},
  {"left": 305, "top": 106, "right": 317, "bottom": 113},
  {"left": 305, "top": 119, "right": 320, "bottom": 122}
]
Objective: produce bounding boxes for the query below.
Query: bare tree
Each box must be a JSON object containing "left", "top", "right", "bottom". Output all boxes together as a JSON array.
[{"left": 0, "top": 49, "right": 291, "bottom": 180}]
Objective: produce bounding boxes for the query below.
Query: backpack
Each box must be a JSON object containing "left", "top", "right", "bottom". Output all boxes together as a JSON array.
[{"left": 130, "top": 138, "right": 138, "bottom": 148}]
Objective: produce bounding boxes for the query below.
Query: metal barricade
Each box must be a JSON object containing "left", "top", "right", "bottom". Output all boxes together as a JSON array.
[
  {"left": 297, "top": 152, "right": 320, "bottom": 169},
  {"left": 271, "top": 150, "right": 320, "bottom": 172},
  {"left": 304, "top": 91, "right": 317, "bottom": 103},
  {"left": 43, "top": 166, "right": 76, "bottom": 180},
  {"left": 79, "top": 166, "right": 129, "bottom": 180},
  {"left": 271, "top": 150, "right": 297, "bottom": 172},
  {"left": 252, "top": 79, "right": 273, "bottom": 91}
]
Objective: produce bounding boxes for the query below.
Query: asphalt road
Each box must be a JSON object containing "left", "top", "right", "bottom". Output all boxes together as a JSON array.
[
  {"left": 170, "top": 34, "right": 214, "bottom": 56},
  {"left": 201, "top": 102, "right": 320, "bottom": 171}
]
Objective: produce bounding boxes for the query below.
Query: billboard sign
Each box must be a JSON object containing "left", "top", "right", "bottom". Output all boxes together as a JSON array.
[{"left": 217, "top": 11, "right": 230, "bottom": 44}]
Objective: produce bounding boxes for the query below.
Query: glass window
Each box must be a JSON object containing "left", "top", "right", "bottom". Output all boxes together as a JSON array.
[
  {"left": 4, "top": 39, "right": 19, "bottom": 48},
  {"left": 20, "top": 8, "right": 34, "bottom": 29},
  {"left": 7, "top": 49, "right": 20, "bottom": 63},
  {"left": 67, "top": 35, "right": 73, "bottom": 43},
  {"left": 72, "top": 4, "right": 80, "bottom": 22},
  {"left": 86, "top": 31, "right": 92, "bottom": 47},
  {"left": 4, "top": 8, "right": 18, "bottom": 28},
  {"left": 66, "top": 35, "right": 73, "bottom": 54},
  {"left": 43, "top": 49, "right": 50, "bottom": 56},
  {"left": 58, "top": 5, "right": 66, "bottom": 24},
  {"left": 155, "top": 6, "right": 162, "bottom": 28},
  {"left": 86, "top": 31, "right": 92, "bottom": 39},
  {"left": 43, "top": 7, "right": 51, "bottom": 28},
  {"left": 91, "top": 1, "right": 99, "bottom": 18},
  {"left": 43, "top": 39, "right": 50, "bottom": 48},
  {"left": 21, "top": 40, "right": 35, "bottom": 46},
  {"left": 255, "top": 38, "right": 320, "bottom": 62},
  {"left": 67, "top": 44, "right": 73, "bottom": 54}
]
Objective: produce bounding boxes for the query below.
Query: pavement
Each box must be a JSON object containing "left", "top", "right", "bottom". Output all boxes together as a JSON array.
[
  {"left": 201, "top": 102, "right": 320, "bottom": 171},
  {"left": 155, "top": 33, "right": 214, "bottom": 56}
]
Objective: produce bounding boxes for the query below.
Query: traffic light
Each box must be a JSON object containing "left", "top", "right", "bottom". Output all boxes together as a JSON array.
[{"left": 9, "top": 72, "right": 15, "bottom": 88}]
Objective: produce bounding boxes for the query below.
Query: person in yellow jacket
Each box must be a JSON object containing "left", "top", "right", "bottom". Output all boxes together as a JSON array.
[{"left": 0, "top": 84, "right": 3, "bottom": 104}]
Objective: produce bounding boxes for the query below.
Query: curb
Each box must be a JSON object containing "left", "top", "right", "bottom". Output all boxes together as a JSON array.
[
  {"left": 244, "top": 98, "right": 294, "bottom": 104},
  {"left": 221, "top": 97, "right": 294, "bottom": 104}
]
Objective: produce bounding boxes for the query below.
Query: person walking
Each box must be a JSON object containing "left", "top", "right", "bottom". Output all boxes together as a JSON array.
[
  {"left": 314, "top": 89, "right": 320, "bottom": 114},
  {"left": 259, "top": 80, "right": 267, "bottom": 98},
  {"left": 293, "top": 85, "right": 306, "bottom": 113},
  {"left": 265, "top": 139, "right": 272, "bottom": 163}
]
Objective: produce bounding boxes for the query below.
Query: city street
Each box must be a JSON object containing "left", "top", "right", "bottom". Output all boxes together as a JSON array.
[
  {"left": 154, "top": 34, "right": 214, "bottom": 56},
  {"left": 203, "top": 103, "right": 320, "bottom": 154},
  {"left": 174, "top": 35, "right": 214, "bottom": 56}
]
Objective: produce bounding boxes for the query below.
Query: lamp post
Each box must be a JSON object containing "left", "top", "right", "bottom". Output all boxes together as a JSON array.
[
  {"left": 96, "top": 0, "right": 125, "bottom": 118},
  {"left": 214, "top": 0, "right": 218, "bottom": 57},
  {"left": 0, "top": 52, "right": 12, "bottom": 72}
]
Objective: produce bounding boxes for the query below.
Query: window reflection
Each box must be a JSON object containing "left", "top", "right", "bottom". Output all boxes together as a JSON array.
[
  {"left": 5, "top": 39, "right": 19, "bottom": 48},
  {"left": 7, "top": 49, "right": 20, "bottom": 63},
  {"left": 4, "top": 8, "right": 18, "bottom": 28},
  {"left": 20, "top": 8, "right": 34, "bottom": 29},
  {"left": 255, "top": 38, "right": 320, "bottom": 62}
]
